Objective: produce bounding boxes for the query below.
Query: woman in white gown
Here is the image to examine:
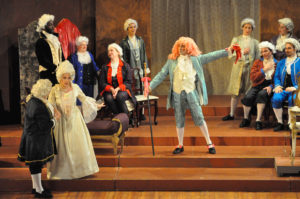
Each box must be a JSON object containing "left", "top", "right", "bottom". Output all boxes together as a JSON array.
[{"left": 47, "top": 60, "right": 100, "bottom": 179}]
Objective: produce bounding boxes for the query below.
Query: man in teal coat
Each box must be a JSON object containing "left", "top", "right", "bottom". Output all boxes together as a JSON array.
[{"left": 149, "top": 37, "right": 232, "bottom": 154}]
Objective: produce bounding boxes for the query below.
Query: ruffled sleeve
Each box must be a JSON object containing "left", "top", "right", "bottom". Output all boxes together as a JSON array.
[
  {"left": 82, "top": 96, "right": 98, "bottom": 123},
  {"left": 74, "top": 84, "right": 98, "bottom": 123}
]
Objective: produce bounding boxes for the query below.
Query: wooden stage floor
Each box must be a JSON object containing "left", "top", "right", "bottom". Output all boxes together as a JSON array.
[{"left": 0, "top": 95, "right": 300, "bottom": 197}]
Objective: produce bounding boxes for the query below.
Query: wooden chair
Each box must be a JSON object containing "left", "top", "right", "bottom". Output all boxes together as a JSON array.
[
  {"left": 131, "top": 67, "right": 159, "bottom": 127},
  {"left": 87, "top": 113, "right": 129, "bottom": 155},
  {"left": 288, "top": 75, "right": 300, "bottom": 164}
]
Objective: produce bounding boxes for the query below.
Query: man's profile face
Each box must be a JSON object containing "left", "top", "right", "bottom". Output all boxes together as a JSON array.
[{"left": 45, "top": 20, "right": 54, "bottom": 33}]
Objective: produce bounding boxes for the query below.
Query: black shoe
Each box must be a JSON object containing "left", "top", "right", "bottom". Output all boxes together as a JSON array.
[
  {"left": 239, "top": 119, "right": 251, "bottom": 128},
  {"left": 255, "top": 121, "right": 263, "bottom": 130},
  {"left": 32, "top": 189, "right": 51, "bottom": 194},
  {"left": 173, "top": 146, "right": 184, "bottom": 154},
  {"left": 35, "top": 190, "right": 53, "bottom": 198},
  {"left": 274, "top": 123, "right": 284, "bottom": 132},
  {"left": 222, "top": 114, "right": 234, "bottom": 121},
  {"left": 207, "top": 144, "right": 216, "bottom": 154},
  {"left": 284, "top": 124, "right": 290, "bottom": 131},
  {"left": 140, "top": 114, "right": 146, "bottom": 121},
  {"left": 129, "top": 118, "right": 134, "bottom": 127}
]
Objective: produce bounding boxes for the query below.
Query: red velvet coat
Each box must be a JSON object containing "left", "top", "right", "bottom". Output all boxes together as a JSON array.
[
  {"left": 99, "top": 59, "right": 136, "bottom": 105},
  {"left": 250, "top": 58, "right": 278, "bottom": 88}
]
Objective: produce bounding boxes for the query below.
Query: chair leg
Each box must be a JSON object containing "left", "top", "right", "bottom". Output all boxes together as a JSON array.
[
  {"left": 112, "top": 135, "right": 119, "bottom": 155},
  {"left": 136, "top": 106, "right": 140, "bottom": 127}
]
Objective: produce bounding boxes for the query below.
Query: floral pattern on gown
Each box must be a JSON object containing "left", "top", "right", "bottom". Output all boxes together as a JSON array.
[{"left": 47, "top": 83, "right": 99, "bottom": 179}]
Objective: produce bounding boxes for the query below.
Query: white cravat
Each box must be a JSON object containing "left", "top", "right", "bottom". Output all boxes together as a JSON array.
[
  {"left": 111, "top": 61, "right": 118, "bottom": 77},
  {"left": 173, "top": 55, "right": 196, "bottom": 94},
  {"left": 276, "top": 35, "right": 287, "bottom": 51},
  {"left": 129, "top": 35, "right": 138, "bottom": 48},
  {"left": 286, "top": 55, "right": 297, "bottom": 75},
  {"left": 241, "top": 35, "right": 251, "bottom": 60},
  {"left": 77, "top": 51, "right": 91, "bottom": 64}
]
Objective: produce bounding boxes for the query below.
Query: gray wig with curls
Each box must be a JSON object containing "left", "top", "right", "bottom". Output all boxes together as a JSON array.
[{"left": 31, "top": 79, "right": 53, "bottom": 99}]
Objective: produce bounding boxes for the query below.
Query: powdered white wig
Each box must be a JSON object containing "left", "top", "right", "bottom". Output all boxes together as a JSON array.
[
  {"left": 75, "top": 36, "right": 89, "bottom": 46},
  {"left": 36, "top": 14, "right": 54, "bottom": 32},
  {"left": 278, "top": 18, "right": 294, "bottom": 32},
  {"left": 283, "top": 38, "right": 300, "bottom": 51},
  {"left": 108, "top": 43, "right": 123, "bottom": 58},
  {"left": 124, "top": 18, "right": 138, "bottom": 31},
  {"left": 31, "top": 79, "right": 52, "bottom": 99},
  {"left": 56, "top": 60, "right": 75, "bottom": 82},
  {"left": 241, "top": 18, "right": 255, "bottom": 29},
  {"left": 259, "top": 41, "right": 276, "bottom": 54}
]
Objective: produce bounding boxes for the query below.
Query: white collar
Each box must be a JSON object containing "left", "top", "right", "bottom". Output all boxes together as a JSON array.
[
  {"left": 286, "top": 55, "right": 297, "bottom": 63},
  {"left": 42, "top": 30, "right": 61, "bottom": 49},
  {"left": 77, "top": 51, "right": 91, "bottom": 64}
]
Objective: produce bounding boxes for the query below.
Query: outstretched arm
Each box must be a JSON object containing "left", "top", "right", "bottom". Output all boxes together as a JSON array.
[
  {"left": 198, "top": 49, "right": 228, "bottom": 65},
  {"left": 149, "top": 60, "right": 171, "bottom": 90}
]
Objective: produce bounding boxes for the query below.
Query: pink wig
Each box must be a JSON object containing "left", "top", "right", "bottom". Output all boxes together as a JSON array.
[{"left": 168, "top": 37, "right": 202, "bottom": 59}]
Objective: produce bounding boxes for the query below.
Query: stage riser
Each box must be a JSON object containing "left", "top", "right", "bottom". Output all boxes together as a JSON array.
[
  {"left": 123, "top": 137, "right": 291, "bottom": 146},
  {"left": 1, "top": 137, "right": 294, "bottom": 146},
  {"left": 0, "top": 157, "right": 275, "bottom": 168},
  {"left": 0, "top": 113, "right": 298, "bottom": 193},
  {"left": 0, "top": 179, "right": 296, "bottom": 192},
  {"left": 144, "top": 107, "right": 243, "bottom": 116},
  {"left": 114, "top": 180, "right": 292, "bottom": 192}
]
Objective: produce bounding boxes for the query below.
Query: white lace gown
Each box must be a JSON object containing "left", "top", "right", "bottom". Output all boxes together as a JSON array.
[{"left": 47, "top": 83, "right": 99, "bottom": 179}]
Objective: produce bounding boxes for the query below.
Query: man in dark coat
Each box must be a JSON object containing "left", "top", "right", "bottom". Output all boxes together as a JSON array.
[
  {"left": 35, "top": 14, "right": 64, "bottom": 85},
  {"left": 18, "top": 79, "right": 60, "bottom": 198}
]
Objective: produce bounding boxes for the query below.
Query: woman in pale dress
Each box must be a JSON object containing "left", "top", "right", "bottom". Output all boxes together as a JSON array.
[{"left": 47, "top": 60, "right": 102, "bottom": 179}]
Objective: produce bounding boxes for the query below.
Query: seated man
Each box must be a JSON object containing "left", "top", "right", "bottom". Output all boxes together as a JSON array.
[
  {"left": 240, "top": 41, "right": 277, "bottom": 130},
  {"left": 271, "top": 38, "right": 300, "bottom": 131}
]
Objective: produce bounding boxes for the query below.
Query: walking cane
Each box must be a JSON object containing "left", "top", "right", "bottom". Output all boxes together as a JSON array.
[{"left": 141, "top": 63, "right": 155, "bottom": 156}]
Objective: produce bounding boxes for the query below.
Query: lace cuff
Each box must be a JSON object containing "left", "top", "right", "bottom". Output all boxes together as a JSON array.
[{"left": 82, "top": 97, "right": 98, "bottom": 123}]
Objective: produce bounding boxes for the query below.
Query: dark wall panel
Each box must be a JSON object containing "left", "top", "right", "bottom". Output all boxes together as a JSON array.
[
  {"left": 260, "top": 0, "right": 300, "bottom": 41},
  {"left": 0, "top": 0, "right": 95, "bottom": 123},
  {"left": 95, "top": 0, "right": 151, "bottom": 66}
]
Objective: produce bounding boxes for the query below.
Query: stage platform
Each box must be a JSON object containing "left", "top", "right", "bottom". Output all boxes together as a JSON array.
[
  {"left": 146, "top": 95, "right": 245, "bottom": 116},
  {"left": 0, "top": 95, "right": 300, "bottom": 192}
]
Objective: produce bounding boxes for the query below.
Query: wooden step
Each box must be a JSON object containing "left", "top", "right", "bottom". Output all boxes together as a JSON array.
[
  {"left": 0, "top": 167, "right": 299, "bottom": 192},
  {"left": 0, "top": 145, "right": 292, "bottom": 168},
  {"left": 275, "top": 157, "right": 300, "bottom": 177},
  {"left": 153, "top": 95, "right": 244, "bottom": 116},
  {"left": 0, "top": 117, "right": 295, "bottom": 146},
  {"left": 148, "top": 105, "right": 243, "bottom": 116}
]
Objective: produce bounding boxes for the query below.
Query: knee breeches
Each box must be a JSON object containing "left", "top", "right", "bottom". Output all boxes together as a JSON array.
[
  {"left": 173, "top": 90, "right": 204, "bottom": 128},
  {"left": 242, "top": 87, "right": 270, "bottom": 106},
  {"left": 271, "top": 91, "right": 294, "bottom": 108}
]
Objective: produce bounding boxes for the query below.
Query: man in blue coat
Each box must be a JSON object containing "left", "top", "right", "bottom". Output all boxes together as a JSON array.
[
  {"left": 272, "top": 38, "right": 300, "bottom": 131},
  {"left": 149, "top": 37, "right": 232, "bottom": 154}
]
